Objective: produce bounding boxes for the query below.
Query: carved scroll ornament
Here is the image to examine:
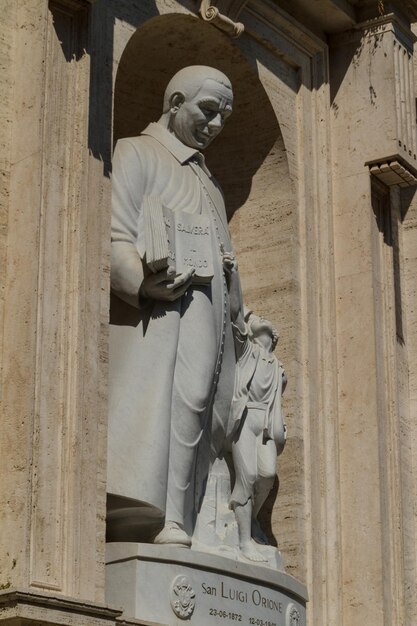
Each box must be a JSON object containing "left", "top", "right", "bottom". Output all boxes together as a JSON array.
[{"left": 199, "top": 0, "right": 246, "bottom": 38}]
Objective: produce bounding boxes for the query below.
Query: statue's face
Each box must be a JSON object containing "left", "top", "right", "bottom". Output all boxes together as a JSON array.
[
  {"left": 170, "top": 78, "right": 233, "bottom": 149},
  {"left": 255, "top": 331, "right": 273, "bottom": 351},
  {"left": 251, "top": 318, "right": 274, "bottom": 351}
]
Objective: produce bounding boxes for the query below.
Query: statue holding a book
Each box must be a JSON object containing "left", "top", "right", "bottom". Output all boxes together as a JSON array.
[
  {"left": 107, "top": 65, "right": 236, "bottom": 547},
  {"left": 107, "top": 65, "right": 286, "bottom": 562}
]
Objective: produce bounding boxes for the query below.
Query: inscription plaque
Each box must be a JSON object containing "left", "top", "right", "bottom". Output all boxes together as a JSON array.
[{"left": 106, "top": 544, "right": 307, "bottom": 626}]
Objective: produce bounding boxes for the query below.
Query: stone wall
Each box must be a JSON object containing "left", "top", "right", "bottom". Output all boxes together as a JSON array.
[
  {"left": 0, "top": 0, "right": 110, "bottom": 606},
  {"left": 1, "top": 1, "right": 417, "bottom": 625}
]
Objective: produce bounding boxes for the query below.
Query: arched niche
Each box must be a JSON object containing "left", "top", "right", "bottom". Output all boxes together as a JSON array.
[{"left": 112, "top": 11, "right": 297, "bottom": 544}]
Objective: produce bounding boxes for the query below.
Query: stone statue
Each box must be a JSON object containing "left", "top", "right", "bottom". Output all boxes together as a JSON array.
[
  {"left": 105, "top": 64, "right": 307, "bottom": 626},
  {"left": 223, "top": 252, "right": 287, "bottom": 562},
  {"left": 107, "top": 66, "right": 237, "bottom": 548}
]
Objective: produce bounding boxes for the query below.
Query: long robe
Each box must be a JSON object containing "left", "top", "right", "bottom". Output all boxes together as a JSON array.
[{"left": 107, "top": 123, "right": 236, "bottom": 535}]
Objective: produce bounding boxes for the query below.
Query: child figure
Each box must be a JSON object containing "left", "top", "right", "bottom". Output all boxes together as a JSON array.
[{"left": 223, "top": 250, "right": 287, "bottom": 563}]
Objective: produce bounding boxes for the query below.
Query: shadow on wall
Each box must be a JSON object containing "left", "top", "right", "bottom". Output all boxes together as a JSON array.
[
  {"left": 87, "top": 0, "right": 161, "bottom": 177},
  {"left": 113, "top": 13, "right": 282, "bottom": 219}
]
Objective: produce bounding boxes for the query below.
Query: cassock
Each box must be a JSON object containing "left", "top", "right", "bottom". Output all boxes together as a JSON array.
[{"left": 107, "top": 122, "right": 237, "bottom": 538}]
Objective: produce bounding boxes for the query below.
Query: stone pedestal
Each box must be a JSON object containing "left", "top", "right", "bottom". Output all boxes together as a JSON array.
[{"left": 106, "top": 544, "right": 307, "bottom": 626}]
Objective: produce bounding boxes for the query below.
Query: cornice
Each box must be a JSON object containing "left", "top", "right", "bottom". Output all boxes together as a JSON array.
[
  {"left": 245, "top": 0, "right": 327, "bottom": 56},
  {"left": 329, "top": 11, "right": 416, "bottom": 50},
  {"left": 0, "top": 589, "right": 122, "bottom": 623},
  {"left": 356, "top": 0, "right": 417, "bottom": 23}
]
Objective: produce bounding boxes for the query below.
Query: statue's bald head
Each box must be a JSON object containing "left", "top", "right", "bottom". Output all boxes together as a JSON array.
[
  {"left": 163, "top": 66, "right": 232, "bottom": 113},
  {"left": 159, "top": 65, "right": 233, "bottom": 150}
]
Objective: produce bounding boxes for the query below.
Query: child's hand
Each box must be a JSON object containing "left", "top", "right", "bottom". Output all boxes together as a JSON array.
[{"left": 221, "top": 243, "right": 238, "bottom": 275}]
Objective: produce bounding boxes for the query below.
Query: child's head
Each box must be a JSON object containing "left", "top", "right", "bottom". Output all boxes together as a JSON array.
[{"left": 248, "top": 316, "right": 279, "bottom": 351}]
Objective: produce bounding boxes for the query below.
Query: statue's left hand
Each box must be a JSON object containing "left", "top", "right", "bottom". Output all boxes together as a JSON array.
[{"left": 221, "top": 243, "right": 238, "bottom": 275}]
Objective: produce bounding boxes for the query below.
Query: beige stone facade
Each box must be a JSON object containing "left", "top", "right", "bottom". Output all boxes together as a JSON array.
[{"left": 1, "top": 0, "right": 417, "bottom": 624}]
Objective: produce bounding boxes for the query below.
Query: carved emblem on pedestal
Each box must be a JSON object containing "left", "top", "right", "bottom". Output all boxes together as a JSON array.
[
  {"left": 286, "top": 603, "right": 301, "bottom": 626},
  {"left": 170, "top": 575, "right": 196, "bottom": 619}
]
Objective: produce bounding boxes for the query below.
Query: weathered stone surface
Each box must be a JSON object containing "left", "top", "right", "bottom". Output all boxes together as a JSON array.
[
  {"left": 0, "top": 0, "right": 110, "bottom": 605},
  {"left": 1, "top": 2, "right": 417, "bottom": 626}
]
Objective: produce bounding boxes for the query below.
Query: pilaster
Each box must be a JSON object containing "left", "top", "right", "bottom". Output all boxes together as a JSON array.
[
  {"left": 0, "top": 0, "right": 110, "bottom": 618},
  {"left": 330, "top": 8, "right": 417, "bottom": 625}
]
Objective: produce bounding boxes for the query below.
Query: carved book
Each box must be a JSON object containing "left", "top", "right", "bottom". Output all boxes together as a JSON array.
[{"left": 143, "top": 196, "right": 214, "bottom": 284}]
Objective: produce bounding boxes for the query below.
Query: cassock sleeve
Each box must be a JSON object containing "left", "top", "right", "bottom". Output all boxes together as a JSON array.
[{"left": 111, "top": 138, "right": 146, "bottom": 309}]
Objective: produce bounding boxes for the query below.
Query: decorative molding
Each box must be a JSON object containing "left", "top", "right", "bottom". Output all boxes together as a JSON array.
[
  {"left": 199, "top": 0, "right": 247, "bottom": 37},
  {"left": 0, "top": 589, "right": 121, "bottom": 625},
  {"left": 245, "top": 0, "right": 327, "bottom": 57},
  {"left": 358, "top": 0, "right": 417, "bottom": 24},
  {"left": 369, "top": 158, "right": 417, "bottom": 187},
  {"left": 329, "top": 12, "right": 417, "bottom": 51},
  {"left": 331, "top": 10, "right": 417, "bottom": 176},
  {"left": 30, "top": 2, "right": 83, "bottom": 591},
  {"left": 392, "top": 38, "right": 417, "bottom": 160},
  {"left": 26, "top": 0, "right": 104, "bottom": 601}
]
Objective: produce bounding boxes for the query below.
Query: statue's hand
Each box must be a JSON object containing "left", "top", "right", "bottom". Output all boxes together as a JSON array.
[
  {"left": 221, "top": 243, "right": 238, "bottom": 275},
  {"left": 140, "top": 267, "right": 195, "bottom": 302}
]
